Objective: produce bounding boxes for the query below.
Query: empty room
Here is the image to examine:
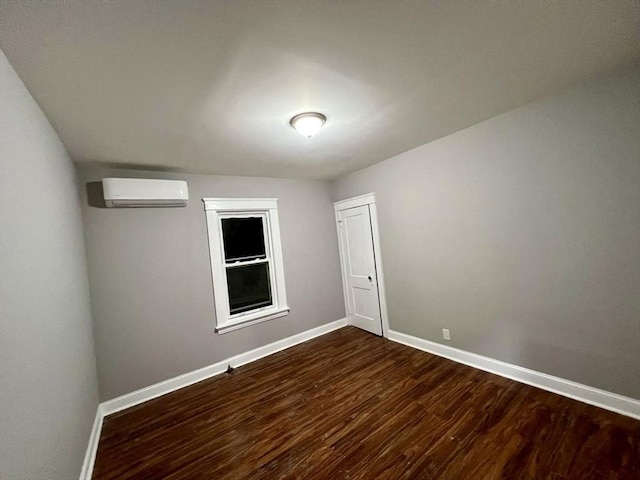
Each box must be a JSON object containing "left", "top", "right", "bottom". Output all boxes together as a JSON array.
[{"left": 1, "top": 1, "right": 639, "bottom": 479}]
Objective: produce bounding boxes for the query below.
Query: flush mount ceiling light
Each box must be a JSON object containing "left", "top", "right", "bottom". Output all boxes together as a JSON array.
[{"left": 289, "top": 112, "right": 326, "bottom": 138}]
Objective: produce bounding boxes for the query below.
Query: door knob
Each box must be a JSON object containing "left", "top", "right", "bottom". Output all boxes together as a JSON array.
[{"left": 368, "top": 275, "right": 373, "bottom": 281}]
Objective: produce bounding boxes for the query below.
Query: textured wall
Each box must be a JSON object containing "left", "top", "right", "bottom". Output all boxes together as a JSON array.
[{"left": 333, "top": 65, "right": 640, "bottom": 398}]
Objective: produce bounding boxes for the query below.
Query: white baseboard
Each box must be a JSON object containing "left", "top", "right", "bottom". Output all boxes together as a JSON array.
[
  {"left": 80, "top": 319, "right": 636, "bottom": 479},
  {"left": 101, "top": 317, "right": 347, "bottom": 416},
  {"left": 100, "top": 359, "right": 229, "bottom": 418},
  {"left": 227, "top": 317, "right": 349, "bottom": 369},
  {"left": 80, "top": 317, "right": 347, "bottom": 479},
  {"left": 388, "top": 329, "right": 640, "bottom": 420},
  {"left": 79, "top": 404, "right": 104, "bottom": 480}
]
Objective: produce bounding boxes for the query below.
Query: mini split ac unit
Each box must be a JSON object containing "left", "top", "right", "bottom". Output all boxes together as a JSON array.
[{"left": 102, "top": 178, "right": 189, "bottom": 207}]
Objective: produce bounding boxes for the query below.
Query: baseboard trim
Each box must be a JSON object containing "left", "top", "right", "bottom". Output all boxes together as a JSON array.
[
  {"left": 100, "top": 317, "right": 348, "bottom": 418},
  {"left": 100, "top": 360, "right": 229, "bottom": 418},
  {"left": 79, "top": 404, "right": 104, "bottom": 480},
  {"left": 80, "top": 317, "right": 347, "bottom": 479},
  {"left": 388, "top": 329, "right": 640, "bottom": 420},
  {"left": 227, "top": 317, "right": 349, "bottom": 370}
]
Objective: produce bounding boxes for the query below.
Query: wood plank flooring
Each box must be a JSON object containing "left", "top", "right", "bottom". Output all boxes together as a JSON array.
[{"left": 93, "top": 327, "right": 639, "bottom": 479}]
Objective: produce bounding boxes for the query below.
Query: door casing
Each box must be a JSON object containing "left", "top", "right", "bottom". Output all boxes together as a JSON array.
[{"left": 334, "top": 193, "right": 390, "bottom": 338}]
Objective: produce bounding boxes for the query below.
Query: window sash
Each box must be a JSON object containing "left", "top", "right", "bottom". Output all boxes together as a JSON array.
[
  {"left": 219, "top": 212, "right": 278, "bottom": 321},
  {"left": 226, "top": 262, "right": 273, "bottom": 316},
  {"left": 221, "top": 216, "right": 267, "bottom": 263}
]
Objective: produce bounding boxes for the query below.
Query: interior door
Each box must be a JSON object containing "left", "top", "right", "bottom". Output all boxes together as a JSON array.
[{"left": 338, "top": 205, "right": 382, "bottom": 335}]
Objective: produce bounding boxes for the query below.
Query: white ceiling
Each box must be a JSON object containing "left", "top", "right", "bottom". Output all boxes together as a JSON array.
[{"left": 1, "top": 1, "right": 639, "bottom": 180}]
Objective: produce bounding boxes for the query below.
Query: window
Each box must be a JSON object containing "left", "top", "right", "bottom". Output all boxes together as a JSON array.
[{"left": 203, "top": 198, "right": 289, "bottom": 333}]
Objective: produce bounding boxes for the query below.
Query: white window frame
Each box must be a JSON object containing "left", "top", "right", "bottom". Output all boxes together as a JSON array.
[{"left": 203, "top": 198, "right": 289, "bottom": 334}]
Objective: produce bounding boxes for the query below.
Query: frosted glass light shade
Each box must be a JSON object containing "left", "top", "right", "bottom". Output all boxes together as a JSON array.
[{"left": 290, "top": 112, "right": 326, "bottom": 138}]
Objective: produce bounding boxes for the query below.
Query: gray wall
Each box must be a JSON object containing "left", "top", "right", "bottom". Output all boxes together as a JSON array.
[
  {"left": 77, "top": 167, "right": 345, "bottom": 401},
  {"left": 0, "top": 50, "right": 99, "bottom": 478},
  {"left": 333, "top": 65, "right": 640, "bottom": 399}
]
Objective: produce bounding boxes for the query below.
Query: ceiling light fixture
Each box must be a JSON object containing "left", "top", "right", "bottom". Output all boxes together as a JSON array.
[{"left": 289, "top": 112, "right": 326, "bottom": 138}]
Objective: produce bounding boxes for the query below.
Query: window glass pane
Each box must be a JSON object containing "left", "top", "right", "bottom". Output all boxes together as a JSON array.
[
  {"left": 226, "top": 263, "right": 272, "bottom": 315},
  {"left": 222, "top": 217, "right": 266, "bottom": 262}
]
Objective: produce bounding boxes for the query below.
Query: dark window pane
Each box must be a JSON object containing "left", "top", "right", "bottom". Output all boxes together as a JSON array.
[
  {"left": 222, "top": 217, "right": 266, "bottom": 262},
  {"left": 226, "top": 263, "right": 272, "bottom": 315}
]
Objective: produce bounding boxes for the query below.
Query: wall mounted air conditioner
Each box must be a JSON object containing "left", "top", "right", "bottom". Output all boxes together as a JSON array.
[{"left": 102, "top": 178, "right": 189, "bottom": 207}]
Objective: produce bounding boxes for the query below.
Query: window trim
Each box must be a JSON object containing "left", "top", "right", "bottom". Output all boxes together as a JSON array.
[{"left": 203, "top": 198, "right": 289, "bottom": 334}]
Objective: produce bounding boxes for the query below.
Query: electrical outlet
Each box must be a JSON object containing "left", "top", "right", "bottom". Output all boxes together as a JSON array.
[{"left": 442, "top": 328, "right": 451, "bottom": 341}]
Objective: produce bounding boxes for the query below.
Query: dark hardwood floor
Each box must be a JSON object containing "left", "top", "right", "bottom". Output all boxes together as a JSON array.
[{"left": 93, "top": 327, "right": 639, "bottom": 479}]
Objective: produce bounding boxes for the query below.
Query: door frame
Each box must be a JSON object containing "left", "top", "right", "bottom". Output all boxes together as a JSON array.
[{"left": 334, "top": 193, "right": 390, "bottom": 338}]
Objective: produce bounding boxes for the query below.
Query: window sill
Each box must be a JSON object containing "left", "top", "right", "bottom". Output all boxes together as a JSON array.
[{"left": 215, "top": 307, "right": 290, "bottom": 334}]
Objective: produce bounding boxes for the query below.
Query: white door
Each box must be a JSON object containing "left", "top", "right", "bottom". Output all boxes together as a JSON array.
[{"left": 337, "top": 205, "right": 382, "bottom": 335}]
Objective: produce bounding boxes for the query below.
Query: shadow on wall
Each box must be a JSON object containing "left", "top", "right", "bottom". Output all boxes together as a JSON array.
[
  {"left": 80, "top": 160, "right": 186, "bottom": 173},
  {"left": 86, "top": 181, "right": 107, "bottom": 208}
]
